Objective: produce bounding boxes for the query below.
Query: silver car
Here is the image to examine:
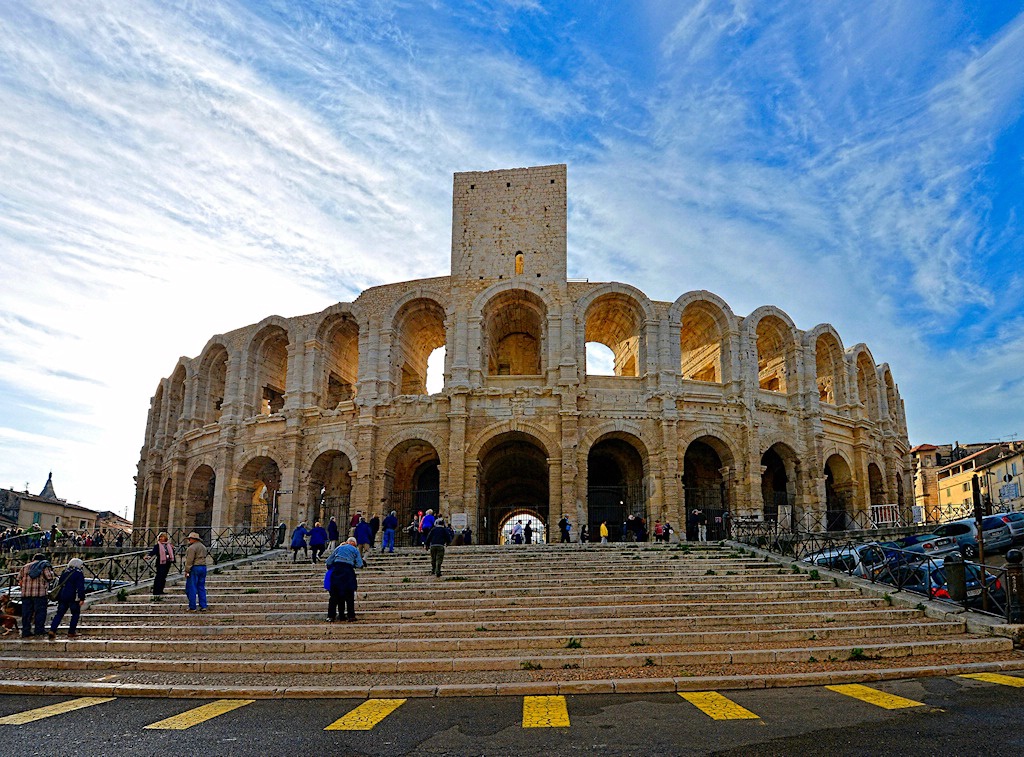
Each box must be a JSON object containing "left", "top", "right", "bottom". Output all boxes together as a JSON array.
[{"left": 931, "top": 516, "right": 1013, "bottom": 558}]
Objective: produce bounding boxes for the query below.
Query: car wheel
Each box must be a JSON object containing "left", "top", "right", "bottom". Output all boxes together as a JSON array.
[{"left": 961, "top": 544, "right": 978, "bottom": 559}]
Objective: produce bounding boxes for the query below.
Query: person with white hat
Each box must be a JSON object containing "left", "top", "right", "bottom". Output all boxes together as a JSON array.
[
  {"left": 47, "top": 557, "right": 86, "bottom": 640},
  {"left": 183, "top": 532, "right": 209, "bottom": 612}
]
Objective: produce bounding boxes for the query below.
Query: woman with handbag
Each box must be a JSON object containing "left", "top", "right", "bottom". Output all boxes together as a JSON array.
[
  {"left": 148, "top": 532, "right": 175, "bottom": 601},
  {"left": 47, "top": 557, "right": 86, "bottom": 639}
]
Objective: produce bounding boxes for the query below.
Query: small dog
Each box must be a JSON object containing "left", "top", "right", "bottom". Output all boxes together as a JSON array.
[{"left": 0, "top": 594, "right": 20, "bottom": 636}]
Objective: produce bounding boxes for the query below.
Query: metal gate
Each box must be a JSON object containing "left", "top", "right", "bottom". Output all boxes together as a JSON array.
[
  {"left": 388, "top": 488, "right": 440, "bottom": 546},
  {"left": 587, "top": 482, "right": 647, "bottom": 542}
]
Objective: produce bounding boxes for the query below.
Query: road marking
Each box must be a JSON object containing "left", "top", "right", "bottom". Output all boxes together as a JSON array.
[
  {"left": 143, "top": 699, "right": 255, "bottom": 730},
  {"left": 825, "top": 684, "right": 925, "bottom": 710},
  {"left": 678, "top": 691, "right": 760, "bottom": 720},
  {"left": 522, "top": 695, "right": 570, "bottom": 728},
  {"left": 324, "top": 699, "right": 406, "bottom": 731},
  {"left": 960, "top": 672, "right": 1024, "bottom": 688},
  {"left": 0, "top": 697, "right": 116, "bottom": 725}
]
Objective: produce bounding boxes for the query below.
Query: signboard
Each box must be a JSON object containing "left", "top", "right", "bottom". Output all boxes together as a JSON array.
[
  {"left": 1000, "top": 483, "right": 1020, "bottom": 501},
  {"left": 911, "top": 505, "right": 925, "bottom": 524},
  {"left": 450, "top": 512, "right": 468, "bottom": 530}
]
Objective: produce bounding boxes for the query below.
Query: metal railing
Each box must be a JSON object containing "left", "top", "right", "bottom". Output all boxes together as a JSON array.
[{"left": 733, "top": 523, "right": 1010, "bottom": 621}]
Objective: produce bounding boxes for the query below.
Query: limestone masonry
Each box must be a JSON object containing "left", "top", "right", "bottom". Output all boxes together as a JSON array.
[{"left": 135, "top": 164, "right": 910, "bottom": 541}]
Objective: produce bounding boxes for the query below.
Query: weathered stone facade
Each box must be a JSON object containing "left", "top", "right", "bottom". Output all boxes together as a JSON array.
[{"left": 135, "top": 164, "right": 911, "bottom": 540}]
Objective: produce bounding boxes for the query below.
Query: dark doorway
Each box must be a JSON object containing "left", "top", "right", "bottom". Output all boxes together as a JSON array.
[
  {"left": 682, "top": 439, "right": 729, "bottom": 540},
  {"left": 587, "top": 435, "right": 646, "bottom": 542},
  {"left": 478, "top": 433, "right": 549, "bottom": 544}
]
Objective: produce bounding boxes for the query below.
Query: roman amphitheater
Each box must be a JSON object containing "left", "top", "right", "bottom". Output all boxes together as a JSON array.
[{"left": 134, "top": 164, "right": 910, "bottom": 542}]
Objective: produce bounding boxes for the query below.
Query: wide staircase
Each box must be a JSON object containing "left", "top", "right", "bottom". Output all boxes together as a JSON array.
[{"left": 1, "top": 543, "right": 1021, "bottom": 698}]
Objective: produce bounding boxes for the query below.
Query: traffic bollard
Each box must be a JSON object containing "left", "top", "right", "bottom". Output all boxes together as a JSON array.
[{"left": 1006, "top": 549, "right": 1024, "bottom": 625}]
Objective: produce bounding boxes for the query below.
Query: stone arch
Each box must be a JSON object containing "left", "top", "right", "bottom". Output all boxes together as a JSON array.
[
  {"left": 466, "top": 419, "right": 558, "bottom": 462},
  {"left": 302, "top": 439, "right": 360, "bottom": 475},
  {"left": 156, "top": 478, "right": 172, "bottom": 530},
  {"left": 165, "top": 362, "right": 188, "bottom": 440},
  {"left": 246, "top": 320, "right": 292, "bottom": 415},
  {"left": 185, "top": 463, "right": 216, "bottom": 530},
  {"left": 316, "top": 308, "right": 361, "bottom": 407},
  {"left": 232, "top": 454, "right": 282, "bottom": 530},
  {"left": 196, "top": 341, "right": 229, "bottom": 425},
  {"left": 824, "top": 452, "right": 855, "bottom": 531},
  {"left": 306, "top": 449, "right": 355, "bottom": 527},
  {"left": 681, "top": 435, "right": 734, "bottom": 540},
  {"left": 746, "top": 307, "right": 799, "bottom": 394},
  {"left": 480, "top": 287, "right": 548, "bottom": 377},
  {"left": 849, "top": 344, "right": 880, "bottom": 419},
  {"left": 147, "top": 382, "right": 165, "bottom": 449},
  {"left": 391, "top": 296, "right": 447, "bottom": 395},
  {"left": 867, "top": 461, "right": 886, "bottom": 507},
  {"left": 381, "top": 434, "right": 444, "bottom": 538},
  {"left": 808, "top": 325, "right": 847, "bottom": 407},
  {"left": 760, "top": 441, "right": 799, "bottom": 526},
  {"left": 585, "top": 429, "right": 650, "bottom": 541},
  {"left": 673, "top": 293, "right": 735, "bottom": 384},
  {"left": 676, "top": 425, "right": 742, "bottom": 468},
  {"left": 478, "top": 430, "right": 551, "bottom": 544},
  {"left": 880, "top": 365, "right": 899, "bottom": 422},
  {"left": 582, "top": 290, "right": 649, "bottom": 377}
]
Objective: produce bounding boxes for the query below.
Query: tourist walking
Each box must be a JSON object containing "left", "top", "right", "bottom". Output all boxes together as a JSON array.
[
  {"left": 327, "top": 517, "right": 340, "bottom": 550},
  {"left": 558, "top": 515, "right": 570, "bottom": 543},
  {"left": 461, "top": 526, "right": 473, "bottom": 545},
  {"left": 369, "top": 513, "right": 380, "bottom": 548},
  {"left": 425, "top": 517, "right": 452, "bottom": 577},
  {"left": 510, "top": 520, "right": 524, "bottom": 545},
  {"left": 600, "top": 521, "right": 609, "bottom": 544},
  {"left": 580, "top": 524, "right": 589, "bottom": 543},
  {"left": 184, "top": 531, "right": 209, "bottom": 612},
  {"left": 381, "top": 510, "right": 398, "bottom": 553},
  {"left": 354, "top": 517, "right": 372, "bottom": 561},
  {"left": 325, "top": 537, "right": 363, "bottom": 622},
  {"left": 290, "top": 522, "right": 309, "bottom": 562},
  {"left": 524, "top": 521, "right": 533, "bottom": 544},
  {"left": 18, "top": 553, "right": 54, "bottom": 638},
  {"left": 47, "top": 557, "right": 86, "bottom": 639},
  {"left": 148, "top": 531, "right": 175, "bottom": 601},
  {"left": 276, "top": 521, "right": 287, "bottom": 549},
  {"left": 309, "top": 521, "right": 329, "bottom": 564}
]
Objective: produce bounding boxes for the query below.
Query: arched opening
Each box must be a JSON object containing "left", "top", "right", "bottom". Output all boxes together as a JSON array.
[
  {"left": 321, "top": 315, "right": 359, "bottom": 408},
  {"left": 234, "top": 456, "right": 281, "bottom": 531},
  {"left": 824, "top": 454, "right": 854, "bottom": 531},
  {"left": 585, "top": 342, "right": 616, "bottom": 376},
  {"left": 883, "top": 370, "right": 898, "bottom": 422},
  {"left": 755, "top": 316, "right": 793, "bottom": 393},
  {"left": 814, "top": 333, "right": 844, "bottom": 406},
  {"left": 587, "top": 434, "right": 646, "bottom": 541},
  {"left": 166, "top": 365, "right": 186, "bottom": 438},
  {"left": 483, "top": 289, "right": 546, "bottom": 377},
  {"left": 868, "top": 462, "right": 886, "bottom": 507},
  {"left": 384, "top": 439, "right": 441, "bottom": 541},
  {"left": 186, "top": 465, "right": 216, "bottom": 531},
  {"left": 197, "top": 346, "right": 228, "bottom": 424},
  {"left": 515, "top": 251, "right": 524, "bottom": 276},
  {"left": 148, "top": 384, "right": 164, "bottom": 448},
  {"left": 156, "top": 479, "right": 172, "bottom": 530},
  {"left": 394, "top": 299, "right": 446, "bottom": 395},
  {"left": 249, "top": 326, "right": 289, "bottom": 415},
  {"left": 425, "top": 346, "right": 446, "bottom": 394},
  {"left": 308, "top": 451, "right": 353, "bottom": 527},
  {"left": 497, "top": 510, "right": 547, "bottom": 544},
  {"left": 682, "top": 438, "right": 729, "bottom": 540},
  {"left": 680, "top": 301, "right": 725, "bottom": 383},
  {"left": 584, "top": 293, "right": 643, "bottom": 378},
  {"left": 760, "top": 447, "right": 789, "bottom": 525},
  {"left": 479, "top": 432, "right": 549, "bottom": 544},
  {"left": 856, "top": 352, "right": 879, "bottom": 419}
]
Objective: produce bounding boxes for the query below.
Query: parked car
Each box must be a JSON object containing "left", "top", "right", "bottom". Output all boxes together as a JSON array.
[
  {"left": 899, "top": 532, "right": 962, "bottom": 561},
  {"left": 802, "top": 543, "right": 889, "bottom": 578},
  {"left": 994, "top": 512, "right": 1024, "bottom": 545},
  {"left": 880, "top": 557, "right": 1004, "bottom": 609},
  {"left": 930, "top": 517, "right": 1013, "bottom": 558}
]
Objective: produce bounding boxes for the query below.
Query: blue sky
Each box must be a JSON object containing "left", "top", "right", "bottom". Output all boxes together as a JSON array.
[{"left": 1, "top": 1, "right": 1022, "bottom": 516}]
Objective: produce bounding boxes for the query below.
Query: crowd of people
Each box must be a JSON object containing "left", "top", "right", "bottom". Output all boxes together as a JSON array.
[{"left": 1, "top": 524, "right": 127, "bottom": 553}]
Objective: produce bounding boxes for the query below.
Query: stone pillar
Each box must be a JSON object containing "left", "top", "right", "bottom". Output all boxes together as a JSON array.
[
  {"left": 353, "top": 416, "right": 377, "bottom": 518},
  {"left": 447, "top": 392, "right": 469, "bottom": 516},
  {"left": 548, "top": 456, "right": 563, "bottom": 541}
]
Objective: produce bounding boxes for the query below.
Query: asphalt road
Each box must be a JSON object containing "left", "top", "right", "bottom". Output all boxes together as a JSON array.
[{"left": 0, "top": 674, "right": 1022, "bottom": 756}]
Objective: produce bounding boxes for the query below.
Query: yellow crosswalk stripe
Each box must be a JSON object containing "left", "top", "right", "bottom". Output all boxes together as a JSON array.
[
  {"left": 522, "top": 695, "right": 570, "bottom": 728},
  {"left": 825, "top": 684, "right": 925, "bottom": 710},
  {"left": 324, "top": 699, "right": 406, "bottom": 731},
  {"left": 960, "top": 672, "right": 1024, "bottom": 688},
  {"left": 143, "top": 699, "right": 255, "bottom": 730},
  {"left": 678, "top": 691, "right": 760, "bottom": 720},
  {"left": 0, "top": 697, "right": 116, "bottom": 725}
]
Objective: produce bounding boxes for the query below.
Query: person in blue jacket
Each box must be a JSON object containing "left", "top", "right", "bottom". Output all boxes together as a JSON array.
[
  {"left": 309, "top": 521, "right": 329, "bottom": 564},
  {"left": 47, "top": 557, "right": 86, "bottom": 639},
  {"left": 381, "top": 510, "right": 398, "bottom": 553},
  {"left": 290, "top": 522, "right": 310, "bottom": 563},
  {"left": 325, "top": 537, "right": 363, "bottom": 622}
]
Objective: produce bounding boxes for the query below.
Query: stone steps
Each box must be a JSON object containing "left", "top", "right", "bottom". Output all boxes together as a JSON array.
[{"left": 1, "top": 543, "right": 1018, "bottom": 698}]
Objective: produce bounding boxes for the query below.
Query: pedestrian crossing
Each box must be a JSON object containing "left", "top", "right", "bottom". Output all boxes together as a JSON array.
[{"left": 0, "top": 674, "right": 1020, "bottom": 731}]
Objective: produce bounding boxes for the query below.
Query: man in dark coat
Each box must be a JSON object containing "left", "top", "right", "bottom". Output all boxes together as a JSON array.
[
  {"left": 327, "top": 517, "right": 340, "bottom": 549},
  {"left": 325, "top": 537, "right": 363, "bottom": 622},
  {"left": 425, "top": 517, "right": 452, "bottom": 577},
  {"left": 369, "top": 514, "right": 381, "bottom": 548},
  {"left": 524, "top": 521, "right": 533, "bottom": 544},
  {"left": 558, "top": 515, "right": 570, "bottom": 543}
]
